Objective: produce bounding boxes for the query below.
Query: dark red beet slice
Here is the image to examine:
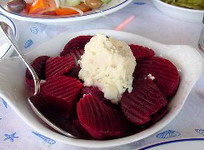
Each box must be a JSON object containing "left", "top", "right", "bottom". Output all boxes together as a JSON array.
[
  {"left": 71, "top": 119, "right": 92, "bottom": 139},
  {"left": 81, "top": 86, "right": 105, "bottom": 101},
  {"left": 65, "top": 49, "right": 84, "bottom": 62},
  {"left": 30, "top": 94, "right": 91, "bottom": 138},
  {"left": 41, "top": 76, "right": 83, "bottom": 113},
  {"left": 134, "top": 56, "right": 180, "bottom": 96},
  {"left": 81, "top": 86, "right": 120, "bottom": 110},
  {"left": 60, "top": 35, "right": 92, "bottom": 57},
  {"left": 121, "top": 78, "right": 167, "bottom": 125},
  {"left": 77, "top": 94, "right": 127, "bottom": 139},
  {"left": 25, "top": 56, "right": 50, "bottom": 87},
  {"left": 148, "top": 106, "right": 168, "bottom": 125},
  {"left": 29, "top": 93, "right": 48, "bottom": 112},
  {"left": 45, "top": 56, "right": 75, "bottom": 79},
  {"left": 65, "top": 65, "right": 81, "bottom": 79},
  {"left": 129, "top": 44, "right": 155, "bottom": 60}
]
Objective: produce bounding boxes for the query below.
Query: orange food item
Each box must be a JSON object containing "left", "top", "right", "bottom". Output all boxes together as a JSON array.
[
  {"left": 25, "top": 3, "right": 32, "bottom": 13},
  {"left": 55, "top": 3, "right": 91, "bottom": 16},
  {"left": 28, "top": 0, "right": 56, "bottom": 14},
  {"left": 55, "top": 8, "right": 79, "bottom": 15},
  {"left": 43, "top": 11, "right": 56, "bottom": 15}
]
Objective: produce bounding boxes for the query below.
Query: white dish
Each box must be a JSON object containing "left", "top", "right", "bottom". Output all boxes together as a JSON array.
[
  {"left": 0, "top": 29, "right": 203, "bottom": 148},
  {"left": 151, "top": 0, "right": 204, "bottom": 23},
  {"left": 0, "top": 0, "right": 132, "bottom": 25},
  {"left": 0, "top": 13, "right": 17, "bottom": 58},
  {"left": 140, "top": 138, "right": 204, "bottom": 150}
]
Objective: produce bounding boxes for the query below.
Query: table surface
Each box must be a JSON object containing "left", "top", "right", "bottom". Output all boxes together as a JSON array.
[{"left": 1, "top": 0, "right": 204, "bottom": 149}]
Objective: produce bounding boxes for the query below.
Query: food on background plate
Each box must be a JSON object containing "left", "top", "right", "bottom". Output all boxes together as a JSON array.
[
  {"left": 7, "top": 0, "right": 112, "bottom": 16},
  {"left": 25, "top": 34, "right": 180, "bottom": 140},
  {"left": 162, "top": 0, "right": 204, "bottom": 10}
]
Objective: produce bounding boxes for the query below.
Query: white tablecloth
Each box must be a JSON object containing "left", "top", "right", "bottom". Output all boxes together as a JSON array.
[{"left": 1, "top": 0, "right": 204, "bottom": 149}]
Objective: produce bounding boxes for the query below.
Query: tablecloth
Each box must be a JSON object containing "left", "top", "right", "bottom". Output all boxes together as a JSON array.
[{"left": 1, "top": 0, "right": 204, "bottom": 149}]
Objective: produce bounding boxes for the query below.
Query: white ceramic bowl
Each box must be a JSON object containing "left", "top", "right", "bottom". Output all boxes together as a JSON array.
[
  {"left": 0, "top": 0, "right": 132, "bottom": 25},
  {"left": 151, "top": 0, "right": 204, "bottom": 22},
  {"left": 0, "top": 30, "right": 203, "bottom": 148}
]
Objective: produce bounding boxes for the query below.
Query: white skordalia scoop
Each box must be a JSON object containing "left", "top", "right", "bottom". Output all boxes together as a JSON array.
[{"left": 78, "top": 34, "right": 136, "bottom": 104}]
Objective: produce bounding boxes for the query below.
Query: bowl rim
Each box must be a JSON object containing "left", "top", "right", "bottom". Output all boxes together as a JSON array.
[
  {"left": 0, "top": 0, "right": 132, "bottom": 23},
  {"left": 0, "top": 29, "right": 204, "bottom": 148},
  {"left": 152, "top": 0, "right": 204, "bottom": 13}
]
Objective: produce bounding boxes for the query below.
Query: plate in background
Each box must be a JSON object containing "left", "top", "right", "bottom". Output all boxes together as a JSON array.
[
  {"left": 151, "top": 0, "right": 204, "bottom": 22},
  {"left": 0, "top": 0, "right": 132, "bottom": 25},
  {"left": 140, "top": 138, "right": 204, "bottom": 150}
]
